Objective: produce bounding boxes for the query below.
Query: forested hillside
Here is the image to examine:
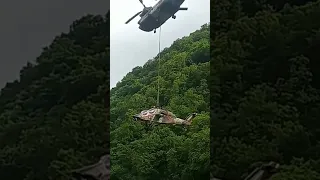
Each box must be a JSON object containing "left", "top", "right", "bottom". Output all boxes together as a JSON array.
[
  {"left": 211, "top": 0, "right": 320, "bottom": 179},
  {"left": 0, "top": 13, "right": 109, "bottom": 180},
  {"left": 110, "top": 24, "right": 210, "bottom": 179}
]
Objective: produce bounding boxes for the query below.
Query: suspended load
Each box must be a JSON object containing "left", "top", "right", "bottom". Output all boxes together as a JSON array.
[
  {"left": 130, "top": 4, "right": 195, "bottom": 126},
  {"left": 133, "top": 107, "right": 197, "bottom": 125},
  {"left": 125, "top": 0, "right": 188, "bottom": 33}
]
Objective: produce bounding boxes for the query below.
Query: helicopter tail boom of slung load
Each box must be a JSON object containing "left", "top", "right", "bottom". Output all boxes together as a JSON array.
[
  {"left": 185, "top": 113, "right": 197, "bottom": 123},
  {"left": 174, "top": 113, "right": 197, "bottom": 125}
]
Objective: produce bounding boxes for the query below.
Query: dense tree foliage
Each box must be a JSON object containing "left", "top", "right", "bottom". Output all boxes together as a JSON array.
[
  {"left": 211, "top": 0, "right": 320, "bottom": 179},
  {"left": 110, "top": 24, "right": 210, "bottom": 179},
  {"left": 0, "top": 13, "right": 109, "bottom": 180}
]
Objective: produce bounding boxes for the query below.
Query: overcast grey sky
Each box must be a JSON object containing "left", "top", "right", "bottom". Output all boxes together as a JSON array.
[
  {"left": 0, "top": 0, "right": 109, "bottom": 88},
  {"left": 110, "top": 0, "right": 210, "bottom": 88}
]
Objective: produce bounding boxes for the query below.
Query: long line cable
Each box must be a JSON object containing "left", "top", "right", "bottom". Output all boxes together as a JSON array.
[{"left": 157, "top": 26, "right": 161, "bottom": 107}]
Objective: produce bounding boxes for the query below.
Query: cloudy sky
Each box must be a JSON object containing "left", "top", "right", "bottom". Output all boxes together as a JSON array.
[
  {"left": 110, "top": 0, "right": 210, "bottom": 88},
  {"left": 0, "top": 0, "right": 109, "bottom": 88}
]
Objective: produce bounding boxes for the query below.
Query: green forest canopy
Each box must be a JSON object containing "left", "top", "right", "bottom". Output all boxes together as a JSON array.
[
  {"left": 110, "top": 24, "right": 210, "bottom": 180},
  {"left": 0, "top": 13, "right": 109, "bottom": 180},
  {"left": 211, "top": 0, "right": 320, "bottom": 179}
]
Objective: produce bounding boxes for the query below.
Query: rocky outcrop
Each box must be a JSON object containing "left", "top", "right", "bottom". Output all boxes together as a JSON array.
[
  {"left": 71, "top": 154, "right": 110, "bottom": 180},
  {"left": 211, "top": 162, "right": 280, "bottom": 180}
]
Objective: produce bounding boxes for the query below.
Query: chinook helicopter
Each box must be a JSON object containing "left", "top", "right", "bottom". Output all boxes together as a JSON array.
[
  {"left": 133, "top": 107, "right": 197, "bottom": 126},
  {"left": 125, "top": 0, "right": 188, "bottom": 33}
]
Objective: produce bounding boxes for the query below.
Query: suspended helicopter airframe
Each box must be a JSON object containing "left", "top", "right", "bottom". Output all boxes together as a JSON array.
[
  {"left": 125, "top": 0, "right": 188, "bottom": 33},
  {"left": 133, "top": 107, "right": 197, "bottom": 126},
  {"left": 128, "top": 0, "right": 196, "bottom": 127}
]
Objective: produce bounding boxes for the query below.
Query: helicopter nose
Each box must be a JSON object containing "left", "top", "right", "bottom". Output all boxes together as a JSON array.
[{"left": 138, "top": 25, "right": 153, "bottom": 32}]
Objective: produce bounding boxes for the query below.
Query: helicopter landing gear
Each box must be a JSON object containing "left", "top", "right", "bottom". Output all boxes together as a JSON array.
[
  {"left": 145, "top": 121, "right": 155, "bottom": 130},
  {"left": 172, "top": 15, "right": 176, "bottom": 19}
]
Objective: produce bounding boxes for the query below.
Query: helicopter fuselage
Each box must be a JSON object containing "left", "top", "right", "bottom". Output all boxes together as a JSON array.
[
  {"left": 138, "top": 0, "right": 186, "bottom": 32},
  {"left": 133, "top": 114, "right": 188, "bottom": 125}
]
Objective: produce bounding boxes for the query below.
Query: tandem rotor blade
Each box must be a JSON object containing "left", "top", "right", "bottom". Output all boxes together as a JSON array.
[
  {"left": 125, "top": 11, "right": 142, "bottom": 24},
  {"left": 139, "top": 0, "right": 146, "bottom": 7},
  {"left": 179, "top": 7, "right": 188, "bottom": 10}
]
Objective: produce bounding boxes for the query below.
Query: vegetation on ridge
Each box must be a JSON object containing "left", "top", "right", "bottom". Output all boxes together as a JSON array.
[
  {"left": 110, "top": 24, "right": 210, "bottom": 180},
  {"left": 211, "top": 0, "right": 320, "bottom": 179},
  {"left": 0, "top": 13, "right": 109, "bottom": 180}
]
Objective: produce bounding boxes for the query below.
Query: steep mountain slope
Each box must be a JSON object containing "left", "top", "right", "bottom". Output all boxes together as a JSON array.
[
  {"left": 0, "top": 13, "right": 109, "bottom": 180},
  {"left": 211, "top": 1, "right": 320, "bottom": 179},
  {"left": 110, "top": 24, "right": 210, "bottom": 180}
]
